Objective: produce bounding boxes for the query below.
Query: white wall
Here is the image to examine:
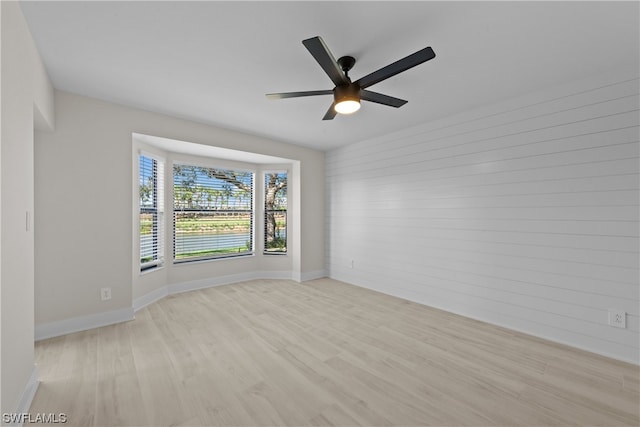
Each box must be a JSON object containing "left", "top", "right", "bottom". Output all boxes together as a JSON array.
[
  {"left": 34, "top": 91, "right": 324, "bottom": 329},
  {"left": 1, "top": 0, "right": 54, "bottom": 418},
  {"left": 326, "top": 69, "right": 639, "bottom": 364}
]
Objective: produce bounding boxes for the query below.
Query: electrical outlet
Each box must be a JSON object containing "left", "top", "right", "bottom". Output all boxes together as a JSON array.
[
  {"left": 350, "top": 260, "right": 354, "bottom": 269},
  {"left": 608, "top": 309, "right": 626, "bottom": 328},
  {"left": 100, "top": 287, "right": 112, "bottom": 301}
]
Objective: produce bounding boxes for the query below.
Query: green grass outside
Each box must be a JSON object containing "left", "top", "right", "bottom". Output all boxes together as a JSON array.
[
  {"left": 141, "top": 218, "right": 285, "bottom": 235},
  {"left": 141, "top": 214, "right": 286, "bottom": 259},
  {"left": 174, "top": 246, "right": 249, "bottom": 259}
]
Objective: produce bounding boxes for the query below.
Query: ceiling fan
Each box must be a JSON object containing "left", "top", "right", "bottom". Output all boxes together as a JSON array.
[{"left": 266, "top": 36, "right": 436, "bottom": 120}]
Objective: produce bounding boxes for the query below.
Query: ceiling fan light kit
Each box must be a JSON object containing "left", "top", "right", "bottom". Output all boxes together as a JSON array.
[
  {"left": 334, "top": 99, "right": 360, "bottom": 115},
  {"left": 333, "top": 82, "right": 361, "bottom": 114},
  {"left": 266, "top": 36, "right": 435, "bottom": 120}
]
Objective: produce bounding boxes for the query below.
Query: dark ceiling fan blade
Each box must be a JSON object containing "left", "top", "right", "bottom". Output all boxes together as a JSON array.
[
  {"left": 302, "top": 36, "right": 349, "bottom": 87},
  {"left": 323, "top": 103, "right": 337, "bottom": 120},
  {"left": 360, "top": 90, "right": 408, "bottom": 108},
  {"left": 355, "top": 47, "right": 435, "bottom": 89},
  {"left": 266, "top": 90, "right": 333, "bottom": 100}
]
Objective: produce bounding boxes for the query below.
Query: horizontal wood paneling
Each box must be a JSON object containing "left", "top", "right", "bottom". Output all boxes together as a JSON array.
[{"left": 326, "top": 71, "right": 640, "bottom": 363}]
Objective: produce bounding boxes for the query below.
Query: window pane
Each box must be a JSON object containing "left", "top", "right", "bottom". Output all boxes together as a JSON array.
[
  {"left": 174, "top": 211, "right": 252, "bottom": 259},
  {"left": 140, "top": 212, "right": 156, "bottom": 263},
  {"left": 174, "top": 164, "right": 253, "bottom": 262},
  {"left": 264, "top": 172, "right": 287, "bottom": 254},
  {"left": 140, "top": 155, "right": 163, "bottom": 269}
]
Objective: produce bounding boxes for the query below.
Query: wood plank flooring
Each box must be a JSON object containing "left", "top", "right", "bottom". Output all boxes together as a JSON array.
[{"left": 30, "top": 278, "right": 639, "bottom": 426}]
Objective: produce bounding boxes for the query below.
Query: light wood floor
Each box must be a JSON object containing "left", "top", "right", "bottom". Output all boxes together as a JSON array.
[{"left": 31, "top": 278, "right": 639, "bottom": 426}]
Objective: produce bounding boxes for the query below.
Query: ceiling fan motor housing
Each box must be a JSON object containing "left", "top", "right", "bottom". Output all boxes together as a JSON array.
[{"left": 334, "top": 83, "right": 360, "bottom": 104}]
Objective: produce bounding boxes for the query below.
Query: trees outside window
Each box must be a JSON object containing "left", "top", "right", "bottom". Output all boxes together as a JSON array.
[
  {"left": 173, "top": 164, "right": 254, "bottom": 262},
  {"left": 140, "top": 160, "right": 288, "bottom": 266},
  {"left": 264, "top": 172, "right": 287, "bottom": 254}
]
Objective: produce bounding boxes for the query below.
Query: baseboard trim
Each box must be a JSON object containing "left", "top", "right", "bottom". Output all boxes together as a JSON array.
[
  {"left": 140, "top": 269, "right": 326, "bottom": 301},
  {"left": 134, "top": 270, "right": 295, "bottom": 312},
  {"left": 169, "top": 270, "right": 295, "bottom": 295},
  {"left": 301, "top": 269, "right": 327, "bottom": 282},
  {"left": 329, "top": 274, "right": 640, "bottom": 366},
  {"left": 35, "top": 307, "right": 135, "bottom": 341},
  {"left": 9, "top": 366, "right": 40, "bottom": 426},
  {"left": 169, "top": 272, "right": 257, "bottom": 295},
  {"left": 133, "top": 286, "right": 168, "bottom": 312},
  {"left": 291, "top": 271, "right": 302, "bottom": 282},
  {"left": 446, "top": 307, "right": 640, "bottom": 366},
  {"left": 40, "top": 271, "right": 325, "bottom": 340},
  {"left": 258, "top": 270, "right": 296, "bottom": 280}
]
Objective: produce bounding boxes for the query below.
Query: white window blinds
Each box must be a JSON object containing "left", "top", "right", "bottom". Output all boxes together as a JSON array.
[
  {"left": 139, "top": 154, "right": 164, "bottom": 270},
  {"left": 173, "top": 164, "right": 254, "bottom": 262}
]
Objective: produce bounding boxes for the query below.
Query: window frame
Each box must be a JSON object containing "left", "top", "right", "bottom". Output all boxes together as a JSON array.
[
  {"left": 172, "top": 161, "right": 256, "bottom": 264},
  {"left": 263, "top": 170, "right": 288, "bottom": 255},
  {"left": 139, "top": 152, "right": 165, "bottom": 272}
]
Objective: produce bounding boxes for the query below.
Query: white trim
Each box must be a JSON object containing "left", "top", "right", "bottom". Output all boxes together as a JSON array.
[
  {"left": 331, "top": 275, "right": 639, "bottom": 366},
  {"left": 133, "top": 286, "right": 168, "bottom": 312},
  {"left": 169, "top": 272, "right": 257, "bottom": 295},
  {"left": 35, "top": 308, "right": 134, "bottom": 341},
  {"left": 134, "top": 270, "right": 295, "bottom": 311},
  {"left": 257, "top": 270, "right": 295, "bottom": 280},
  {"left": 442, "top": 304, "right": 640, "bottom": 366},
  {"left": 40, "top": 271, "right": 320, "bottom": 341},
  {"left": 168, "top": 270, "right": 292, "bottom": 295},
  {"left": 301, "top": 269, "right": 327, "bottom": 282},
  {"left": 9, "top": 366, "right": 40, "bottom": 427}
]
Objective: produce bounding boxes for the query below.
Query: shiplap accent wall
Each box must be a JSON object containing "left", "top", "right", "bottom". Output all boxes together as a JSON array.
[{"left": 326, "top": 70, "right": 639, "bottom": 364}]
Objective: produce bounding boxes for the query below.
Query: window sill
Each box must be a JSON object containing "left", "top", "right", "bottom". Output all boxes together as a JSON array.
[
  {"left": 172, "top": 253, "right": 255, "bottom": 266},
  {"left": 140, "top": 264, "right": 164, "bottom": 275}
]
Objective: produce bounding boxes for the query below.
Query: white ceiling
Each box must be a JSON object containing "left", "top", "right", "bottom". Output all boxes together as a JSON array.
[{"left": 20, "top": 1, "right": 639, "bottom": 151}]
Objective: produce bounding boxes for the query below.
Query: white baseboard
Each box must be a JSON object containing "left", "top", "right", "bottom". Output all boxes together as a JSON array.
[
  {"left": 291, "top": 271, "right": 302, "bottom": 282},
  {"left": 168, "top": 270, "right": 294, "bottom": 295},
  {"left": 168, "top": 272, "right": 257, "bottom": 295},
  {"left": 35, "top": 307, "right": 135, "bottom": 341},
  {"left": 9, "top": 366, "right": 40, "bottom": 427},
  {"left": 133, "top": 286, "right": 168, "bottom": 312},
  {"left": 135, "top": 269, "right": 318, "bottom": 310},
  {"left": 300, "top": 269, "right": 327, "bottom": 282},
  {"left": 258, "top": 270, "right": 296, "bottom": 280},
  {"left": 329, "top": 274, "right": 639, "bottom": 366},
  {"left": 40, "top": 271, "right": 326, "bottom": 340}
]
